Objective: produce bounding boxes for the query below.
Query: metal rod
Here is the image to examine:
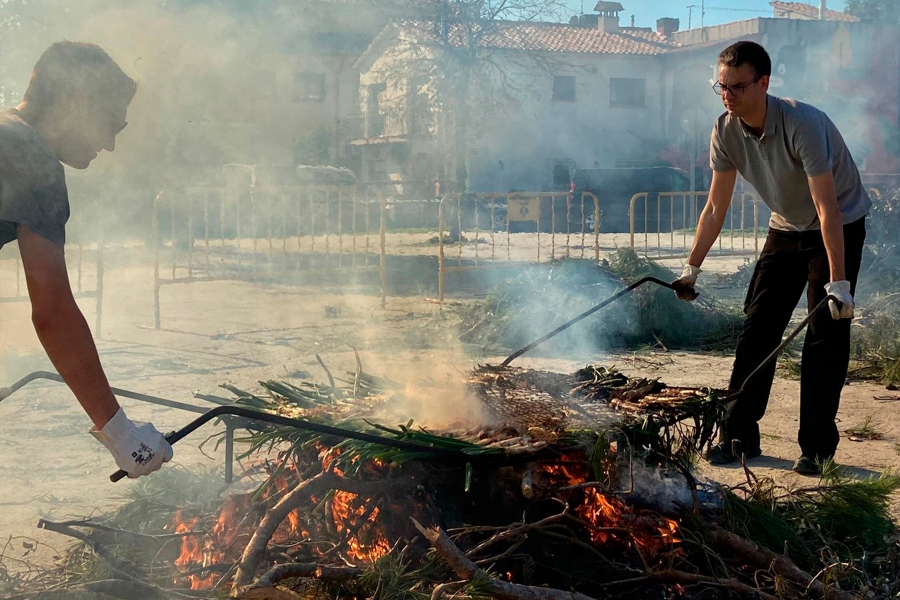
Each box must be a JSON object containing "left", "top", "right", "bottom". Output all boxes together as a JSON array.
[
  {"left": 592, "top": 193, "right": 600, "bottom": 261},
  {"left": 501, "top": 277, "right": 696, "bottom": 367},
  {"left": 438, "top": 197, "right": 445, "bottom": 302},
  {"left": 536, "top": 195, "right": 541, "bottom": 263},
  {"left": 738, "top": 295, "right": 835, "bottom": 392},
  {"left": 187, "top": 193, "right": 193, "bottom": 279},
  {"left": 110, "top": 404, "right": 489, "bottom": 482},
  {"left": 550, "top": 194, "right": 555, "bottom": 261},
  {"left": 490, "top": 196, "right": 497, "bottom": 261},
  {"left": 224, "top": 421, "right": 235, "bottom": 484},
  {"left": 77, "top": 244, "right": 83, "bottom": 294},
  {"left": 153, "top": 192, "right": 163, "bottom": 329},
  {"left": 0, "top": 371, "right": 219, "bottom": 414},
  {"left": 379, "top": 192, "right": 387, "bottom": 307},
  {"left": 95, "top": 241, "right": 105, "bottom": 338}
]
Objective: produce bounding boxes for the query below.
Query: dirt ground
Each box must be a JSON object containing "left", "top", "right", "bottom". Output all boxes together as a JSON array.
[{"left": 0, "top": 243, "right": 897, "bottom": 576}]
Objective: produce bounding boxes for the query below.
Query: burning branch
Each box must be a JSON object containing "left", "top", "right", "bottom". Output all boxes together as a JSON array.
[{"left": 232, "top": 471, "right": 413, "bottom": 593}]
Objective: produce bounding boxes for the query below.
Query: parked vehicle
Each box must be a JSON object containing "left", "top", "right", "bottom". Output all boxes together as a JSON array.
[{"left": 571, "top": 167, "right": 693, "bottom": 233}]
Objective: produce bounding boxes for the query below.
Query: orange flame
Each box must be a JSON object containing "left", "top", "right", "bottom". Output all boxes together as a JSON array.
[
  {"left": 575, "top": 491, "right": 680, "bottom": 556},
  {"left": 331, "top": 491, "right": 391, "bottom": 563}
]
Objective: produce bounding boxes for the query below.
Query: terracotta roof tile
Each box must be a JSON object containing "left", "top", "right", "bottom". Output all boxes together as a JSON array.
[
  {"left": 402, "top": 20, "right": 680, "bottom": 55},
  {"left": 770, "top": 1, "right": 859, "bottom": 22}
]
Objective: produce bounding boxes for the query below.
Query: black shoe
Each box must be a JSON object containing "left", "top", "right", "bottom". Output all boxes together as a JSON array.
[
  {"left": 705, "top": 441, "right": 762, "bottom": 465},
  {"left": 792, "top": 455, "right": 834, "bottom": 476},
  {"left": 792, "top": 456, "right": 820, "bottom": 476}
]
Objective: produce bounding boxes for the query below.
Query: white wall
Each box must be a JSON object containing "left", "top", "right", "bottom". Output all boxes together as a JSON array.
[{"left": 466, "top": 51, "right": 666, "bottom": 191}]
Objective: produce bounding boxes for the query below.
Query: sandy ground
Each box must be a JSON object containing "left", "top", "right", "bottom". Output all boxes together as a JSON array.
[{"left": 0, "top": 241, "right": 897, "bottom": 577}]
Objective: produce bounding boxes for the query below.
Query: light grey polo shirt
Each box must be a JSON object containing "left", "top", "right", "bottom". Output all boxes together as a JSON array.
[{"left": 709, "top": 95, "right": 870, "bottom": 231}]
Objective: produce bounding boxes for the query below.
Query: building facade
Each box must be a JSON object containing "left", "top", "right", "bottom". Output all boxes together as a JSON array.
[{"left": 353, "top": 2, "right": 899, "bottom": 195}]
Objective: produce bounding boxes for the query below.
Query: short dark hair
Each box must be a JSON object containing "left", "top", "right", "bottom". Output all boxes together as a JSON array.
[
  {"left": 718, "top": 41, "right": 772, "bottom": 78},
  {"left": 23, "top": 41, "right": 137, "bottom": 110}
]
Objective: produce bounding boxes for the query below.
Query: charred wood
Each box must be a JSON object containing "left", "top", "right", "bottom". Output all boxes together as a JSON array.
[{"left": 232, "top": 471, "right": 413, "bottom": 592}]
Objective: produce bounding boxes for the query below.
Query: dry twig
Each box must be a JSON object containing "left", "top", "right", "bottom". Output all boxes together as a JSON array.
[
  {"left": 36, "top": 520, "right": 207, "bottom": 599},
  {"left": 412, "top": 518, "right": 600, "bottom": 600},
  {"left": 709, "top": 526, "right": 855, "bottom": 600}
]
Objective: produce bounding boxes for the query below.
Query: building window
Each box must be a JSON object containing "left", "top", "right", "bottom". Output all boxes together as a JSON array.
[
  {"left": 294, "top": 72, "right": 326, "bottom": 102},
  {"left": 366, "top": 83, "right": 386, "bottom": 137},
  {"left": 408, "top": 77, "right": 430, "bottom": 137},
  {"left": 367, "top": 159, "right": 387, "bottom": 183},
  {"left": 610, "top": 78, "right": 646, "bottom": 107},
  {"left": 552, "top": 160, "right": 575, "bottom": 190},
  {"left": 552, "top": 76, "right": 576, "bottom": 102}
]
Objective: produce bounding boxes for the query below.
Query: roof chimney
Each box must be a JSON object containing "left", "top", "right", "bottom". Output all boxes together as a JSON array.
[
  {"left": 593, "top": 1, "right": 623, "bottom": 32},
  {"left": 819, "top": 0, "right": 826, "bottom": 20},
  {"left": 656, "top": 17, "right": 679, "bottom": 37}
]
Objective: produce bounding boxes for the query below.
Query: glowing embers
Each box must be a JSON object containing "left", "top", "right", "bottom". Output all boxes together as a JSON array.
[
  {"left": 576, "top": 489, "right": 680, "bottom": 560},
  {"left": 331, "top": 491, "right": 392, "bottom": 563},
  {"left": 169, "top": 466, "right": 392, "bottom": 591},
  {"left": 538, "top": 459, "right": 681, "bottom": 560}
]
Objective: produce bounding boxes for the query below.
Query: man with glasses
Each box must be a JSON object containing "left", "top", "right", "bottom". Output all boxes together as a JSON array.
[
  {"left": 673, "top": 41, "right": 870, "bottom": 475},
  {"left": 0, "top": 42, "right": 173, "bottom": 478}
]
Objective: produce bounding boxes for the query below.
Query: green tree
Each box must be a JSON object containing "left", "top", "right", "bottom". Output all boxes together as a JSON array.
[
  {"left": 0, "top": 0, "right": 25, "bottom": 105},
  {"left": 294, "top": 126, "right": 334, "bottom": 166},
  {"left": 845, "top": 0, "right": 900, "bottom": 24},
  {"left": 368, "top": 0, "right": 574, "bottom": 192}
]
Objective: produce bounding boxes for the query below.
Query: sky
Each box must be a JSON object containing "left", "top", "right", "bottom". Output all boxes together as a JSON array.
[{"left": 563, "top": 0, "right": 849, "bottom": 30}]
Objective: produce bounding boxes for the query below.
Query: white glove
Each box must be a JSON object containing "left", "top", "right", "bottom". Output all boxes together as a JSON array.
[
  {"left": 90, "top": 408, "right": 173, "bottom": 478},
  {"left": 824, "top": 280, "right": 854, "bottom": 320},
  {"left": 673, "top": 264, "right": 702, "bottom": 301}
]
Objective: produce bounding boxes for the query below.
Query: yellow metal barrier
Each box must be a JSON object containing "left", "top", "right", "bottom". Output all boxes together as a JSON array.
[
  {"left": 152, "top": 184, "right": 387, "bottom": 329},
  {"left": 437, "top": 191, "right": 601, "bottom": 302},
  {"left": 629, "top": 191, "right": 761, "bottom": 259},
  {"left": 0, "top": 242, "right": 105, "bottom": 335}
]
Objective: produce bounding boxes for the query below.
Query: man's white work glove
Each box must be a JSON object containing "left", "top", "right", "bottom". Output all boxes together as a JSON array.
[
  {"left": 672, "top": 264, "right": 701, "bottom": 301},
  {"left": 824, "top": 280, "right": 854, "bottom": 320},
  {"left": 90, "top": 408, "right": 173, "bottom": 478}
]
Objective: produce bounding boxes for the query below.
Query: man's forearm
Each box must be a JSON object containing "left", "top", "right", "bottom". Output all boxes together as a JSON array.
[
  {"left": 807, "top": 172, "right": 845, "bottom": 282},
  {"left": 32, "top": 302, "right": 120, "bottom": 429},
  {"left": 687, "top": 206, "right": 728, "bottom": 267},
  {"left": 686, "top": 169, "right": 736, "bottom": 268},
  {"left": 819, "top": 210, "right": 846, "bottom": 282}
]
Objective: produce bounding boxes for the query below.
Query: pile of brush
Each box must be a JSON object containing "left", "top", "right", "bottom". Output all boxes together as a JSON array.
[
  {"left": 4, "top": 364, "right": 900, "bottom": 600},
  {"left": 453, "top": 249, "right": 743, "bottom": 357}
]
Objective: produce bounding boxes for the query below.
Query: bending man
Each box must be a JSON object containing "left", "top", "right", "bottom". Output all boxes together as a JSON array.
[
  {"left": 0, "top": 42, "right": 173, "bottom": 478},
  {"left": 674, "top": 41, "right": 870, "bottom": 476}
]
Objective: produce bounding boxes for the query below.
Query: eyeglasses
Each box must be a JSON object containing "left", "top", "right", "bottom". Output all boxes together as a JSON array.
[
  {"left": 712, "top": 76, "right": 761, "bottom": 96},
  {"left": 99, "top": 110, "right": 127, "bottom": 136}
]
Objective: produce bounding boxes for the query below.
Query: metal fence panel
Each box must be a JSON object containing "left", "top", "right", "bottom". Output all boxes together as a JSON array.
[
  {"left": 151, "top": 185, "right": 387, "bottom": 329},
  {"left": 628, "top": 191, "right": 762, "bottom": 260},
  {"left": 437, "top": 191, "right": 602, "bottom": 302},
  {"left": 0, "top": 242, "right": 105, "bottom": 335}
]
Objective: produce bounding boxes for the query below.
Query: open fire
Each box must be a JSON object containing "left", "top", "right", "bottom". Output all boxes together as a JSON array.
[
  {"left": 170, "top": 448, "right": 681, "bottom": 593},
  {"left": 158, "top": 365, "right": 701, "bottom": 594},
  {"left": 18, "top": 365, "right": 891, "bottom": 600}
]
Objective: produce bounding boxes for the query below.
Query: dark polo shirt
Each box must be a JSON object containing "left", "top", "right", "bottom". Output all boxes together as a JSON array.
[
  {"left": 709, "top": 95, "right": 870, "bottom": 232},
  {"left": 0, "top": 108, "right": 69, "bottom": 249}
]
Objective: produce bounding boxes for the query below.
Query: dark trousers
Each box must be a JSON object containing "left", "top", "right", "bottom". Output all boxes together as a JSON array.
[{"left": 724, "top": 217, "right": 866, "bottom": 460}]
